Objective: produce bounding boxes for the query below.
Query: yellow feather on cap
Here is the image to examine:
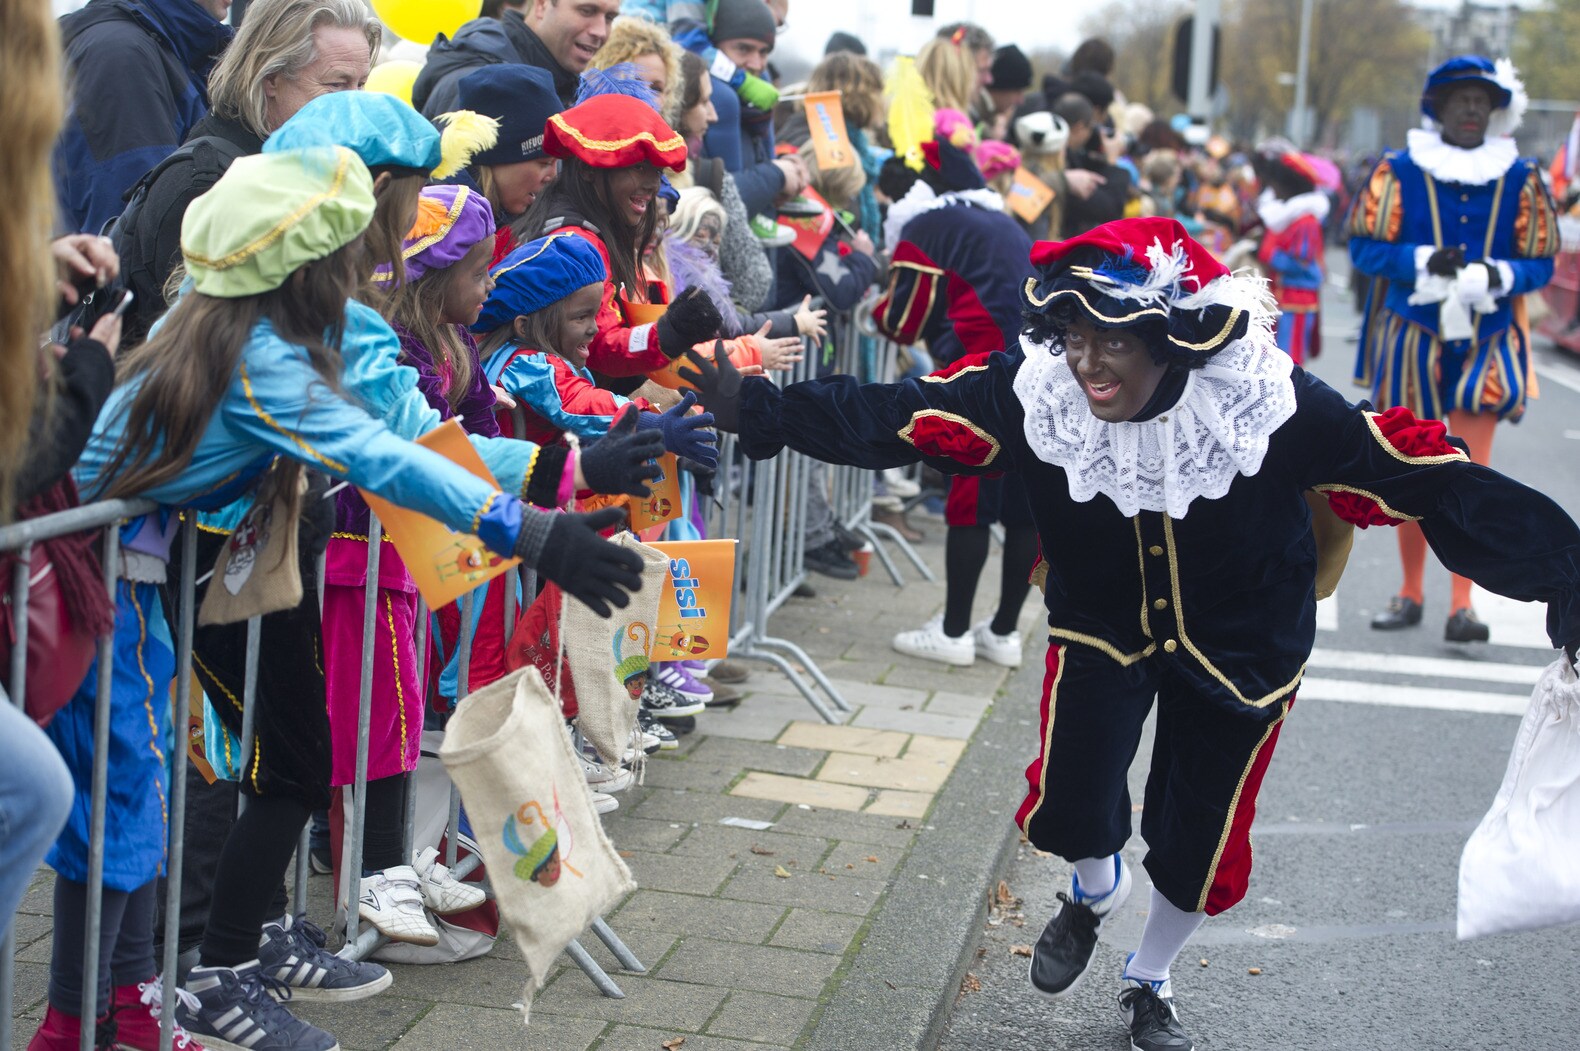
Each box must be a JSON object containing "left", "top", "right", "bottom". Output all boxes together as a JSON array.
[
  {"left": 432, "top": 110, "right": 501, "bottom": 180},
  {"left": 885, "top": 56, "right": 936, "bottom": 174}
]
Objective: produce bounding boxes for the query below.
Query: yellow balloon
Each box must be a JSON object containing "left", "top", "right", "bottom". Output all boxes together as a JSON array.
[
  {"left": 365, "top": 60, "right": 422, "bottom": 105},
  {"left": 371, "top": 0, "right": 481, "bottom": 44}
]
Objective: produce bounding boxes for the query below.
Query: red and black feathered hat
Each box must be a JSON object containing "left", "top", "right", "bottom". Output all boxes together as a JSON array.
[
  {"left": 544, "top": 94, "right": 687, "bottom": 172},
  {"left": 918, "top": 136, "right": 986, "bottom": 192},
  {"left": 1022, "top": 217, "right": 1273, "bottom": 360}
]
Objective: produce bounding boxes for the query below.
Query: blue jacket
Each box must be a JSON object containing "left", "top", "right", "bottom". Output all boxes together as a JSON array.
[
  {"left": 702, "top": 76, "right": 784, "bottom": 217},
  {"left": 53, "top": 0, "right": 230, "bottom": 235}
]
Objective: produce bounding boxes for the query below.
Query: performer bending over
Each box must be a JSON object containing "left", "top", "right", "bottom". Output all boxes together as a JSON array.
[{"left": 680, "top": 216, "right": 1580, "bottom": 1051}]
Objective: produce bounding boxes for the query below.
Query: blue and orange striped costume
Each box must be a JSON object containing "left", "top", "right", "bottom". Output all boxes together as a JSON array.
[{"left": 1349, "top": 148, "right": 1559, "bottom": 420}]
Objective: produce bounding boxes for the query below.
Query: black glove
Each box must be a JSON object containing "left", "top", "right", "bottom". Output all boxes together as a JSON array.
[
  {"left": 525, "top": 508, "right": 645, "bottom": 618},
  {"left": 1425, "top": 246, "right": 1465, "bottom": 277},
  {"left": 655, "top": 286, "right": 722, "bottom": 359},
  {"left": 679, "top": 457, "right": 717, "bottom": 498},
  {"left": 677, "top": 342, "right": 743, "bottom": 433},
  {"left": 580, "top": 407, "right": 664, "bottom": 496},
  {"left": 1481, "top": 260, "right": 1503, "bottom": 290},
  {"left": 298, "top": 471, "right": 336, "bottom": 560}
]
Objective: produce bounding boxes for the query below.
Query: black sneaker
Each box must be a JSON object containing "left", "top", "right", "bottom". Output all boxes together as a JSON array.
[
  {"left": 180, "top": 962, "right": 339, "bottom": 1051},
  {"left": 667, "top": 714, "right": 698, "bottom": 736},
  {"left": 258, "top": 915, "right": 392, "bottom": 1002},
  {"left": 1118, "top": 977, "right": 1194, "bottom": 1051},
  {"left": 638, "top": 709, "right": 679, "bottom": 750},
  {"left": 831, "top": 523, "right": 866, "bottom": 553},
  {"left": 641, "top": 678, "right": 705, "bottom": 719},
  {"left": 1029, "top": 856, "right": 1131, "bottom": 999},
  {"left": 805, "top": 540, "right": 859, "bottom": 580},
  {"left": 1445, "top": 607, "right": 1491, "bottom": 643},
  {"left": 1370, "top": 595, "right": 1423, "bottom": 630}
]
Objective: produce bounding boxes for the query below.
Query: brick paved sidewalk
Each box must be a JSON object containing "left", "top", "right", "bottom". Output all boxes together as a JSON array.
[{"left": 8, "top": 509, "right": 1039, "bottom": 1051}]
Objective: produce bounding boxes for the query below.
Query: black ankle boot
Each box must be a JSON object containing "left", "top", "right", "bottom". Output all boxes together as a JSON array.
[{"left": 1370, "top": 596, "right": 1423, "bottom": 630}]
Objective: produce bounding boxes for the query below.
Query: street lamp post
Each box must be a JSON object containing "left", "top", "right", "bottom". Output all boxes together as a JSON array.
[{"left": 1292, "top": 0, "right": 1315, "bottom": 145}]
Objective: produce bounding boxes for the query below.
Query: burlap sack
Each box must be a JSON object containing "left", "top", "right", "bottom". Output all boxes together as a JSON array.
[
  {"left": 562, "top": 533, "right": 668, "bottom": 766},
  {"left": 439, "top": 668, "right": 636, "bottom": 1020},
  {"left": 198, "top": 486, "right": 301, "bottom": 626}
]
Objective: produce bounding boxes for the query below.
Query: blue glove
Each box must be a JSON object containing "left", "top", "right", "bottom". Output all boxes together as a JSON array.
[{"left": 639, "top": 390, "right": 719, "bottom": 469}]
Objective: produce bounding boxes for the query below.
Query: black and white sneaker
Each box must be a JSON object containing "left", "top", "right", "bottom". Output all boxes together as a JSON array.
[
  {"left": 1118, "top": 977, "right": 1194, "bottom": 1051},
  {"left": 639, "top": 709, "right": 679, "bottom": 750},
  {"left": 180, "top": 961, "right": 338, "bottom": 1051},
  {"left": 258, "top": 915, "right": 393, "bottom": 1002},
  {"left": 1028, "top": 855, "right": 1131, "bottom": 999},
  {"left": 641, "top": 677, "right": 705, "bottom": 719}
]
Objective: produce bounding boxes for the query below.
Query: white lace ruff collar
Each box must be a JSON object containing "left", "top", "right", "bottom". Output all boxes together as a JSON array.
[
  {"left": 1257, "top": 188, "right": 1331, "bottom": 233},
  {"left": 881, "top": 182, "right": 1005, "bottom": 251},
  {"left": 1012, "top": 328, "right": 1298, "bottom": 518},
  {"left": 1406, "top": 128, "right": 1519, "bottom": 186}
]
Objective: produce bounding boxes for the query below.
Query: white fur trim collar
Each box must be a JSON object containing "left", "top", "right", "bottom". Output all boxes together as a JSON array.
[
  {"left": 1406, "top": 128, "right": 1519, "bottom": 186},
  {"left": 1257, "top": 189, "right": 1331, "bottom": 233},
  {"left": 882, "top": 182, "right": 1005, "bottom": 251},
  {"left": 1012, "top": 327, "right": 1297, "bottom": 518}
]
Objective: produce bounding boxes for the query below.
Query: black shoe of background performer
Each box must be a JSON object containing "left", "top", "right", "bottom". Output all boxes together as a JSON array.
[
  {"left": 1370, "top": 595, "right": 1423, "bottom": 630},
  {"left": 1445, "top": 607, "right": 1490, "bottom": 643},
  {"left": 805, "top": 541, "right": 859, "bottom": 580}
]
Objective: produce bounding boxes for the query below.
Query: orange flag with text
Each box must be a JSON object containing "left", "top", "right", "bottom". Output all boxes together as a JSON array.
[{"left": 647, "top": 540, "right": 737, "bottom": 660}]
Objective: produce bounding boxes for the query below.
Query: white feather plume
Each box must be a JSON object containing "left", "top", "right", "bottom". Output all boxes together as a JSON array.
[{"left": 1487, "top": 57, "right": 1527, "bottom": 138}]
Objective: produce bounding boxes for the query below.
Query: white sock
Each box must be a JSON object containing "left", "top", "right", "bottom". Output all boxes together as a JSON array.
[
  {"left": 1124, "top": 887, "right": 1206, "bottom": 984},
  {"left": 1071, "top": 855, "right": 1117, "bottom": 900}
]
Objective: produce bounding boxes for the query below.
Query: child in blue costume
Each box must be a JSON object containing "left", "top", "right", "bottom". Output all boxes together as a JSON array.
[
  {"left": 682, "top": 216, "right": 1580, "bottom": 1051},
  {"left": 57, "top": 147, "right": 647, "bottom": 1051}
]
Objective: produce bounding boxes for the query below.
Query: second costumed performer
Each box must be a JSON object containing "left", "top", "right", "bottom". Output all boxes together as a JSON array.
[{"left": 678, "top": 216, "right": 1580, "bottom": 1051}]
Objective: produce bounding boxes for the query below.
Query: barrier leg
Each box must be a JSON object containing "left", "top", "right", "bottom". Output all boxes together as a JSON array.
[
  {"left": 589, "top": 916, "right": 645, "bottom": 973},
  {"left": 563, "top": 939, "right": 624, "bottom": 998},
  {"left": 1, "top": 543, "right": 35, "bottom": 1050},
  {"left": 235, "top": 617, "right": 261, "bottom": 814},
  {"left": 79, "top": 527, "right": 121, "bottom": 1051},
  {"left": 158, "top": 524, "right": 198, "bottom": 1049},
  {"left": 746, "top": 637, "right": 852, "bottom": 715},
  {"left": 339, "top": 519, "right": 381, "bottom": 950},
  {"left": 445, "top": 589, "right": 474, "bottom": 869}
]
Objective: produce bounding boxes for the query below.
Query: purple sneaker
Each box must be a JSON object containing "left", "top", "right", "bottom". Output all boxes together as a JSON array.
[{"left": 653, "top": 662, "right": 713, "bottom": 705}]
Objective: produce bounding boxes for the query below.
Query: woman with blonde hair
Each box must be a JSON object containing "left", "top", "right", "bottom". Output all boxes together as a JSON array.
[
  {"left": 587, "top": 17, "right": 682, "bottom": 119},
  {"left": 916, "top": 22, "right": 993, "bottom": 122}
]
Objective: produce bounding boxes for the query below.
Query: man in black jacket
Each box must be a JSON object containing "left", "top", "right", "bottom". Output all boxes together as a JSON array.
[
  {"left": 53, "top": 0, "right": 232, "bottom": 236},
  {"left": 1052, "top": 91, "right": 1131, "bottom": 237},
  {"left": 413, "top": 0, "right": 621, "bottom": 114}
]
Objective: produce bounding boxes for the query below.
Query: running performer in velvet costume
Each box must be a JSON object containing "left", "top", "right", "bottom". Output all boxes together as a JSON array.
[
  {"left": 680, "top": 216, "right": 1580, "bottom": 1051},
  {"left": 1350, "top": 56, "right": 1560, "bottom": 643}
]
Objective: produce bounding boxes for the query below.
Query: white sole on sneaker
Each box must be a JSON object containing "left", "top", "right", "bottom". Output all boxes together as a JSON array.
[
  {"left": 590, "top": 790, "right": 619, "bottom": 814},
  {"left": 891, "top": 631, "right": 975, "bottom": 667},
  {"left": 275, "top": 968, "right": 393, "bottom": 1003},
  {"left": 972, "top": 622, "right": 1023, "bottom": 668},
  {"left": 1026, "top": 860, "right": 1133, "bottom": 1002},
  {"left": 646, "top": 699, "right": 706, "bottom": 718},
  {"left": 197, "top": 1035, "right": 343, "bottom": 1051}
]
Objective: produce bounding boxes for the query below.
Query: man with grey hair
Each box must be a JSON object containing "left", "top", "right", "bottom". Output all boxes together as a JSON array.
[
  {"left": 413, "top": 0, "right": 622, "bottom": 113},
  {"left": 113, "top": 0, "right": 376, "bottom": 344}
]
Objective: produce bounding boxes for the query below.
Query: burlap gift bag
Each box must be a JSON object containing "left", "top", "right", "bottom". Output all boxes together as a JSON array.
[
  {"left": 440, "top": 667, "right": 636, "bottom": 1020},
  {"left": 198, "top": 480, "right": 302, "bottom": 626},
  {"left": 564, "top": 532, "right": 669, "bottom": 766}
]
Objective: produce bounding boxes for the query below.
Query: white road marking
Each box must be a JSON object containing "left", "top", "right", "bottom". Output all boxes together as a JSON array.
[
  {"left": 1307, "top": 647, "right": 1543, "bottom": 685},
  {"left": 1297, "top": 676, "right": 1529, "bottom": 716},
  {"left": 1565, "top": 430, "right": 1580, "bottom": 441},
  {"left": 1315, "top": 593, "right": 1338, "bottom": 632}
]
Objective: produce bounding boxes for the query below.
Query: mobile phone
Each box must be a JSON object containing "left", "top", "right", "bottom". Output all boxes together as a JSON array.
[{"left": 110, "top": 289, "right": 134, "bottom": 318}]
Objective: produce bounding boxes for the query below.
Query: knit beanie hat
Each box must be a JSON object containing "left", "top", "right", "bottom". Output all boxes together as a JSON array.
[
  {"left": 824, "top": 31, "right": 866, "bottom": 56},
  {"left": 457, "top": 64, "right": 564, "bottom": 166},
  {"left": 182, "top": 147, "right": 374, "bottom": 298},
  {"left": 711, "top": 0, "right": 775, "bottom": 46},
  {"left": 472, "top": 232, "right": 608, "bottom": 334},
  {"left": 991, "top": 45, "right": 1033, "bottom": 92}
]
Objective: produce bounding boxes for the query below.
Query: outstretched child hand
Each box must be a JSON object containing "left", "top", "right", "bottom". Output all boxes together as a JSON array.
[
  {"left": 794, "top": 295, "right": 829, "bottom": 341},
  {"left": 639, "top": 391, "right": 719, "bottom": 469},
  {"left": 749, "top": 320, "right": 805, "bottom": 372}
]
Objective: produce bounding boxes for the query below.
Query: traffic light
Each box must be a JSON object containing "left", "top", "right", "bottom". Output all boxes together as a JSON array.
[
  {"left": 911, "top": 0, "right": 934, "bottom": 15},
  {"left": 1171, "top": 15, "right": 1221, "bottom": 102}
]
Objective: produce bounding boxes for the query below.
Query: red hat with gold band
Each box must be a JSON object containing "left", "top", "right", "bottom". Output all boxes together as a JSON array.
[{"left": 544, "top": 95, "right": 687, "bottom": 172}]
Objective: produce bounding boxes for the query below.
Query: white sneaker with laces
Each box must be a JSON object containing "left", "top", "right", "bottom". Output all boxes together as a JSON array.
[
  {"left": 590, "top": 790, "right": 619, "bottom": 815},
  {"left": 358, "top": 866, "right": 439, "bottom": 946},
  {"left": 581, "top": 753, "right": 634, "bottom": 793},
  {"left": 892, "top": 617, "right": 975, "bottom": 667},
  {"left": 972, "top": 620, "right": 1023, "bottom": 668},
  {"left": 881, "top": 468, "right": 921, "bottom": 498},
  {"left": 410, "top": 846, "right": 486, "bottom": 916}
]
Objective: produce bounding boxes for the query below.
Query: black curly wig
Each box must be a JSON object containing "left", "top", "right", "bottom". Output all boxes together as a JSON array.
[{"left": 1022, "top": 295, "right": 1183, "bottom": 369}]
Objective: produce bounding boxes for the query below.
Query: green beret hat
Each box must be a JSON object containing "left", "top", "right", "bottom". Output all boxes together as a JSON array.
[{"left": 181, "top": 146, "right": 375, "bottom": 298}]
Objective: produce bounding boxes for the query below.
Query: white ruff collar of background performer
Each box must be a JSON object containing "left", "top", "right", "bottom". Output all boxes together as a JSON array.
[{"left": 1012, "top": 323, "right": 1297, "bottom": 519}]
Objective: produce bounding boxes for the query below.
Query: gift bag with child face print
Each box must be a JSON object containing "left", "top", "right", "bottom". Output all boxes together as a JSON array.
[
  {"left": 439, "top": 668, "right": 636, "bottom": 1020},
  {"left": 563, "top": 532, "right": 669, "bottom": 766}
]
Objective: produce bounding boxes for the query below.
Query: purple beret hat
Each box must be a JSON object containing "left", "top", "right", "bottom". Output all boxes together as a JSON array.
[{"left": 374, "top": 184, "right": 496, "bottom": 286}]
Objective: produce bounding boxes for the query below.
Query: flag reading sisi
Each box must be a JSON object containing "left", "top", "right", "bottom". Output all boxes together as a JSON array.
[{"left": 648, "top": 540, "right": 737, "bottom": 660}]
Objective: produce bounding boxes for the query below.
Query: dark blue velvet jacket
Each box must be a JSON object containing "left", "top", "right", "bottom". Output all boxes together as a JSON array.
[{"left": 739, "top": 352, "right": 1580, "bottom": 713}]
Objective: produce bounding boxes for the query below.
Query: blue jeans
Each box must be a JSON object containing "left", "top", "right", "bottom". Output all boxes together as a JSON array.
[{"left": 0, "top": 693, "right": 74, "bottom": 938}]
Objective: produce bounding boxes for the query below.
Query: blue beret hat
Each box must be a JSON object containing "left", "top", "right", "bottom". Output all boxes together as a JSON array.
[
  {"left": 473, "top": 232, "right": 608, "bottom": 333},
  {"left": 457, "top": 64, "right": 563, "bottom": 167},
  {"left": 262, "top": 91, "right": 442, "bottom": 173},
  {"left": 1422, "top": 55, "right": 1513, "bottom": 121}
]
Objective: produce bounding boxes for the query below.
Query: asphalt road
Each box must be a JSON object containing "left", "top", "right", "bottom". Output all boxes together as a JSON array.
[{"left": 937, "top": 262, "right": 1580, "bottom": 1051}]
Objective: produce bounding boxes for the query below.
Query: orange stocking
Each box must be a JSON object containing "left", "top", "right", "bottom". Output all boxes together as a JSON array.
[{"left": 1445, "top": 410, "right": 1498, "bottom": 612}]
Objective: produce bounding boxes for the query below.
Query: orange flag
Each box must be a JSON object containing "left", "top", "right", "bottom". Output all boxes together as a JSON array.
[
  {"left": 648, "top": 540, "right": 737, "bottom": 660},
  {"left": 1005, "top": 167, "right": 1056, "bottom": 224},
  {"left": 579, "top": 451, "right": 684, "bottom": 531},
  {"left": 360, "top": 419, "right": 521, "bottom": 609},
  {"left": 805, "top": 91, "right": 856, "bottom": 170}
]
